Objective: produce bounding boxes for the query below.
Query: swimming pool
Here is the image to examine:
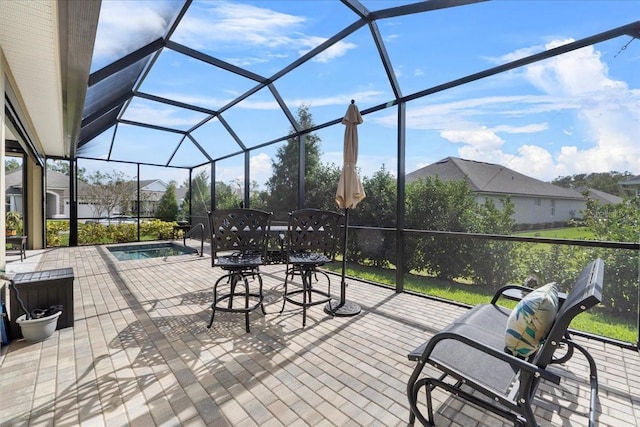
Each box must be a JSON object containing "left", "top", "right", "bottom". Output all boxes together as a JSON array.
[{"left": 108, "top": 242, "right": 198, "bottom": 261}]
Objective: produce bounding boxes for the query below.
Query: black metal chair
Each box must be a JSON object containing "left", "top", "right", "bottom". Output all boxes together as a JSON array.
[
  {"left": 207, "top": 209, "right": 272, "bottom": 333},
  {"left": 280, "top": 209, "right": 342, "bottom": 327}
]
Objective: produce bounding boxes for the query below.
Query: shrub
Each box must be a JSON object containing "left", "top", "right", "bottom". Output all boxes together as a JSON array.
[
  {"left": 78, "top": 223, "right": 108, "bottom": 245},
  {"left": 107, "top": 223, "right": 137, "bottom": 243},
  {"left": 46, "top": 220, "right": 69, "bottom": 247},
  {"left": 140, "top": 219, "right": 175, "bottom": 240}
]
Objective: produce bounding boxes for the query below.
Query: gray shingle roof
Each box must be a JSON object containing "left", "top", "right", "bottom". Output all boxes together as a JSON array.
[
  {"left": 406, "top": 157, "right": 584, "bottom": 200},
  {"left": 4, "top": 169, "right": 92, "bottom": 192},
  {"left": 576, "top": 187, "right": 623, "bottom": 205}
]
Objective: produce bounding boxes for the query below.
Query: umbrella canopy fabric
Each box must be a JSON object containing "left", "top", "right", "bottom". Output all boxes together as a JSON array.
[{"left": 335, "top": 102, "right": 366, "bottom": 209}]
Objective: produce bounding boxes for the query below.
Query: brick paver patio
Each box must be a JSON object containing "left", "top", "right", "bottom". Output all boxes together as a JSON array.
[{"left": 1, "top": 244, "right": 638, "bottom": 426}]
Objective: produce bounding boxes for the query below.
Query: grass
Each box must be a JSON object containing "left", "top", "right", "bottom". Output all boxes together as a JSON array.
[
  {"left": 325, "top": 260, "right": 637, "bottom": 344},
  {"left": 514, "top": 226, "right": 595, "bottom": 240}
]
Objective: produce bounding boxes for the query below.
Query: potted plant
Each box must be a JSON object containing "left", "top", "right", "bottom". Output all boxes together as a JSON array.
[
  {"left": 5, "top": 211, "right": 23, "bottom": 236},
  {"left": 0, "top": 274, "right": 63, "bottom": 343}
]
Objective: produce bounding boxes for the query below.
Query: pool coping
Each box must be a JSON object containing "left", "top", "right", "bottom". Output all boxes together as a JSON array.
[{"left": 105, "top": 241, "right": 199, "bottom": 261}]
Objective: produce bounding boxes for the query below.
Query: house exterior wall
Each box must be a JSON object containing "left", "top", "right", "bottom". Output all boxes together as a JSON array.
[
  {"left": 477, "top": 194, "right": 586, "bottom": 226},
  {"left": 64, "top": 199, "right": 95, "bottom": 219}
]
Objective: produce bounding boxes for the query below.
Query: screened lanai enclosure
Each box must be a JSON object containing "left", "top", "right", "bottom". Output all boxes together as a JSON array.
[{"left": 2, "top": 1, "right": 640, "bottom": 347}]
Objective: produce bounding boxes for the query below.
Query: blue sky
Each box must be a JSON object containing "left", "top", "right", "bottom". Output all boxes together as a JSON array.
[{"left": 86, "top": 0, "right": 640, "bottom": 189}]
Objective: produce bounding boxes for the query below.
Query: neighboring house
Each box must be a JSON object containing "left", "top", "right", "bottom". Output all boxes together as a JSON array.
[
  {"left": 620, "top": 175, "right": 640, "bottom": 196},
  {"left": 576, "top": 187, "right": 623, "bottom": 205},
  {"left": 5, "top": 169, "right": 95, "bottom": 219},
  {"left": 6, "top": 172, "right": 184, "bottom": 220},
  {"left": 130, "top": 179, "right": 170, "bottom": 217},
  {"left": 406, "top": 157, "right": 589, "bottom": 226}
]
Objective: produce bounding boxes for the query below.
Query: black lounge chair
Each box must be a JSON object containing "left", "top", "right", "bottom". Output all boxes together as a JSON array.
[{"left": 407, "top": 258, "right": 604, "bottom": 427}]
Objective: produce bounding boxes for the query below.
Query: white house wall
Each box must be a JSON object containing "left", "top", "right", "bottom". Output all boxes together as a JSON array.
[
  {"left": 478, "top": 195, "right": 586, "bottom": 226},
  {"left": 63, "top": 198, "right": 96, "bottom": 219}
]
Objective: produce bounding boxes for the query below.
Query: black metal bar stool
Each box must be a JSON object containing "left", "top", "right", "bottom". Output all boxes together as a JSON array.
[
  {"left": 280, "top": 209, "right": 342, "bottom": 327},
  {"left": 207, "top": 209, "right": 272, "bottom": 332}
]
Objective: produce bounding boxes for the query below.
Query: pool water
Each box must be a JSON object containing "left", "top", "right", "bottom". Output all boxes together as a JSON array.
[{"left": 108, "top": 243, "right": 198, "bottom": 261}]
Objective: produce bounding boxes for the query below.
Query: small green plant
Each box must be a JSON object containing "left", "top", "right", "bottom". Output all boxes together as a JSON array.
[{"left": 5, "top": 211, "right": 23, "bottom": 235}]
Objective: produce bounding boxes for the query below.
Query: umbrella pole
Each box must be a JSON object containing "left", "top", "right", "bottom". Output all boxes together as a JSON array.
[
  {"left": 325, "top": 208, "right": 361, "bottom": 317},
  {"left": 340, "top": 208, "right": 348, "bottom": 305}
]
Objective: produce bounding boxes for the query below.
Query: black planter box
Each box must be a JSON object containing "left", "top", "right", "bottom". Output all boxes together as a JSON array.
[{"left": 6, "top": 268, "right": 74, "bottom": 339}]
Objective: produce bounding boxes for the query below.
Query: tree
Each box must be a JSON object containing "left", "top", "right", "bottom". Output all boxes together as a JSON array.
[
  {"left": 265, "top": 104, "right": 324, "bottom": 220},
  {"left": 349, "top": 165, "right": 397, "bottom": 267},
  {"left": 468, "top": 197, "right": 516, "bottom": 287},
  {"left": 584, "top": 196, "right": 639, "bottom": 314},
  {"left": 405, "top": 176, "right": 478, "bottom": 278},
  {"left": 156, "top": 182, "right": 179, "bottom": 221},
  {"left": 215, "top": 180, "right": 242, "bottom": 210},
  {"left": 84, "top": 170, "right": 135, "bottom": 218},
  {"left": 182, "top": 169, "right": 211, "bottom": 224},
  {"left": 552, "top": 171, "right": 634, "bottom": 196},
  {"left": 305, "top": 162, "right": 341, "bottom": 211},
  {"left": 249, "top": 180, "right": 269, "bottom": 211},
  {"left": 47, "top": 160, "right": 88, "bottom": 182},
  {"left": 4, "top": 159, "right": 21, "bottom": 172}
]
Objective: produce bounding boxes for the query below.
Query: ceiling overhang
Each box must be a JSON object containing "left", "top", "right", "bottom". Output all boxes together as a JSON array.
[{"left": 1, "top": 0, "right": 99, "bottom": 162}]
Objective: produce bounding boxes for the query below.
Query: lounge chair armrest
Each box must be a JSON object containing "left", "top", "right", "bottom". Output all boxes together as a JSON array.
[
  {"left": 418, "top": 331, "right": 562, "bottom": 384},
  {"left": 490, "top": 284, "right": 534, "bottom": 304},
  {"left": 491, "top": 285, "right": 568, "bottom": 306}
]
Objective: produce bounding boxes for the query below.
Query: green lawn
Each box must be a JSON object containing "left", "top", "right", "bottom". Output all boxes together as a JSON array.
[
  {"left": 514, "top": 226, "right": 595, "bottom": 240},
  {"left": 325, "top": 260, "right": 637, "bottom": 344}
]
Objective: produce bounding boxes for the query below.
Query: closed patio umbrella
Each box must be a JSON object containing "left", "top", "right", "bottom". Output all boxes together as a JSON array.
[
  {"left": 325, "top": 100, "right": 364, "bottom": 317},
  {"left": 335, "top": 100, "right": 366, "bottom": 210}
]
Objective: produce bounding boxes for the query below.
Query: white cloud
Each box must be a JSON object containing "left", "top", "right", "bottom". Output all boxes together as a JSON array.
[
  {"left": 95, "top": 1, "right": 355, "bottom": 69},
  {"left": 377, "top": 36, "right": 640, "bottom": 180},
  {"left": 524, "top": 40, "right": 640, "bottom": 176},
  {"left": 441, "top": 127, "right": 504, "bottom": 152},
  {"left": 525, "top": 40, "right": 627, "bottom": 96},
  {"left": 297, "top": 36, "right": 357, "bottom": 63},
  {"left": 250, "top": 152, "right": 273, "bottom": 186},
  {"left": 237, "top": 99, "right": 281, "bottom": 110},
  {"left": 173, "top": 2, "right": 355, "bottom": 66},
  {"left": 216, "top": 152, "right": 273, "bottom": 189},
  {"left": 124, "top": 104, "right": 205, "bottom": 127},
  {"left": 385, "top": 34, "right": 400, "bottom": 43},
  {"left": 287, "top": 90, "right": 384, "bottom": 109},
  {"left": 489, "top": 45, "right": 544, "bottom": 64},
  {"left": 153, "top": 93, "right": 231, "bottom": 110},
  {"left": 92, "top": 1, "right": 176, "bottom": 67},
  {"left": 493, "top": 123, "right": 549, "bottom": 134},
  {"left": 174, "top": 2, "right": 305, "bottom": 49}
]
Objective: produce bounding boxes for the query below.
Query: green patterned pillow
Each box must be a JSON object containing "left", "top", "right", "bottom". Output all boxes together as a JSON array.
[{"left": 505, "top": 282, "right": 559, "bottom": 357}]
